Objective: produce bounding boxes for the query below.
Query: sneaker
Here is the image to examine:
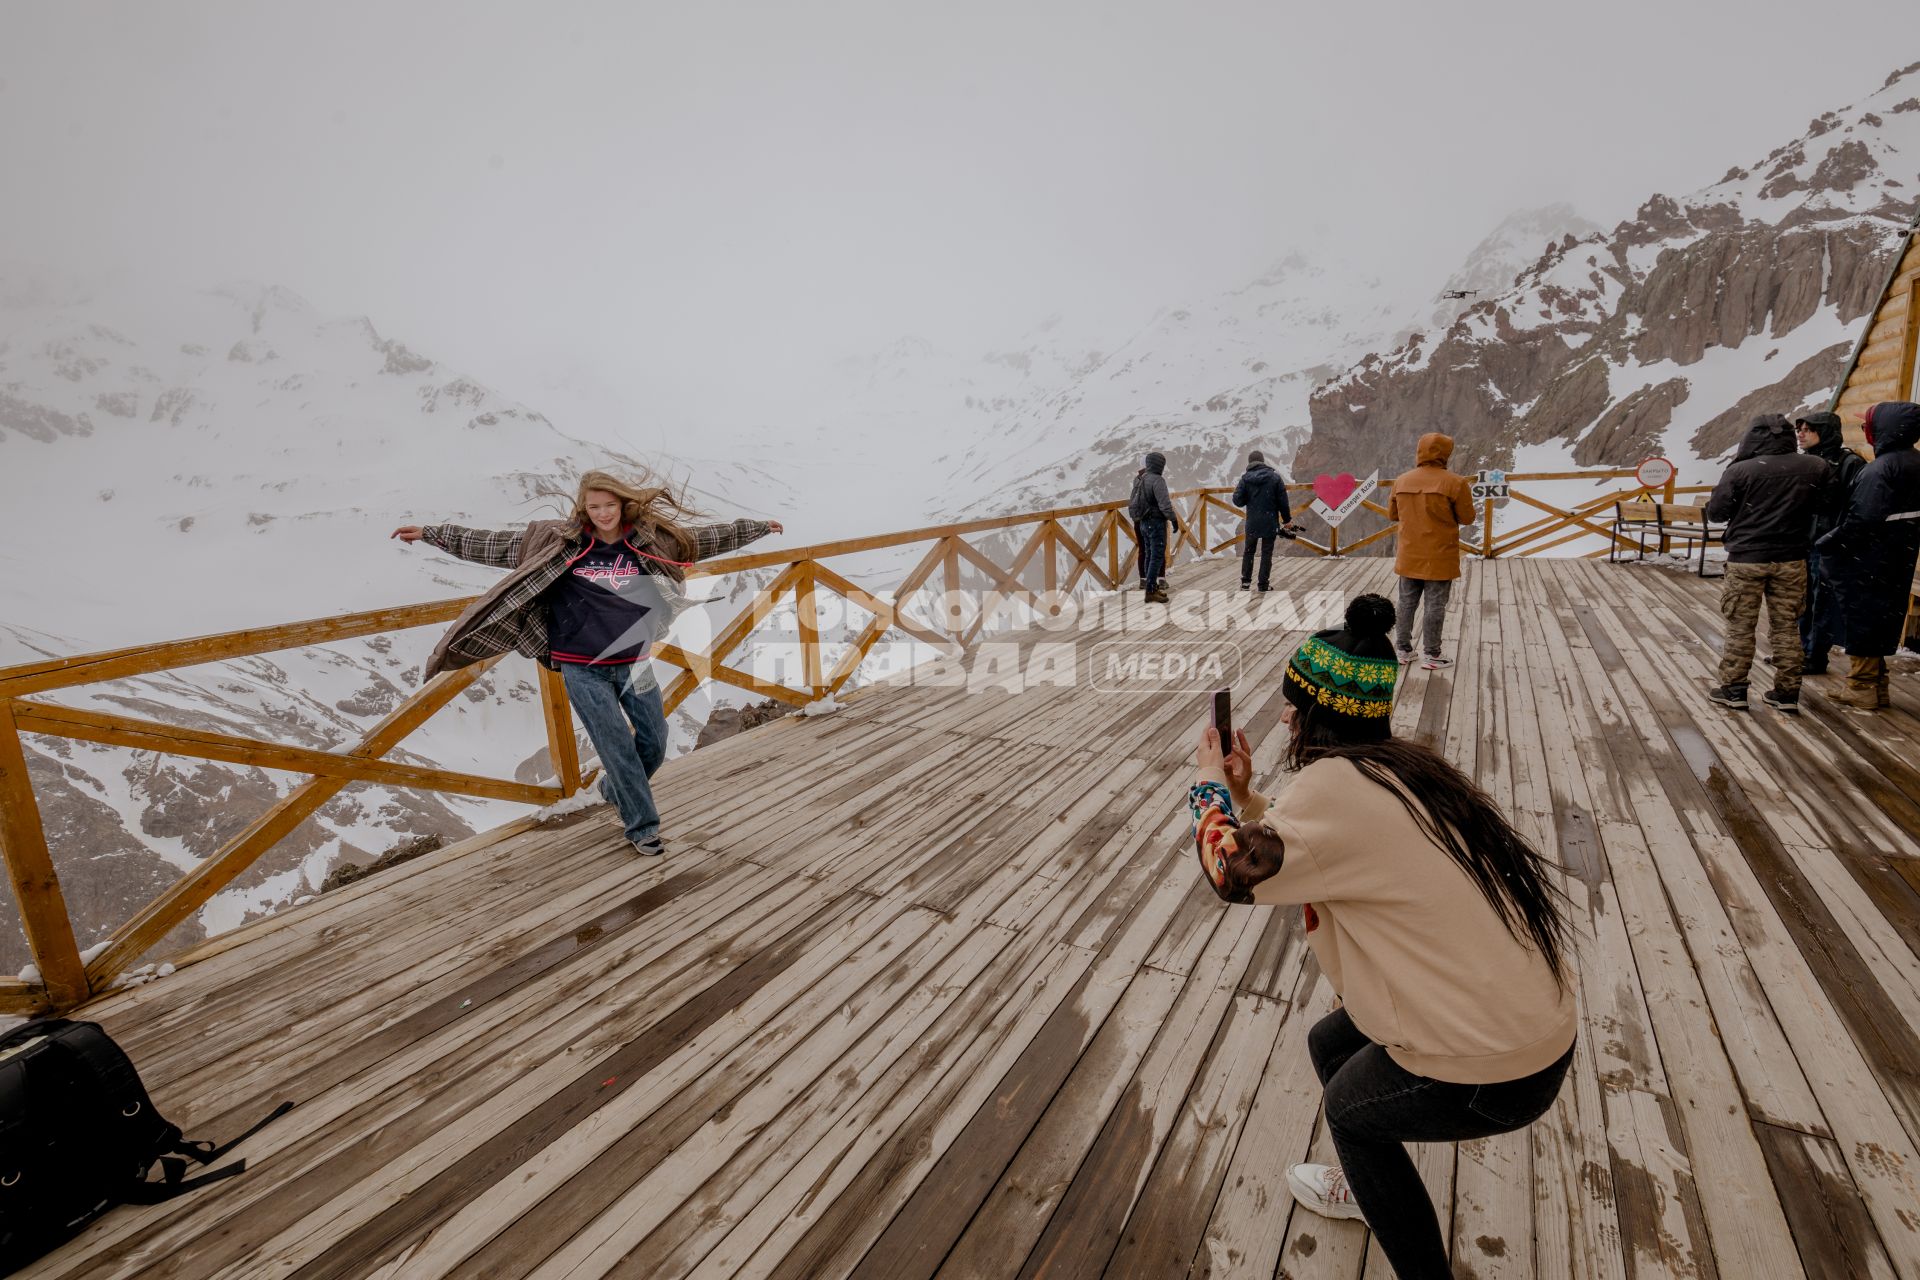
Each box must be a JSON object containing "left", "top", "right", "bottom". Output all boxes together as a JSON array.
[
  {"left": 1707, "top": 684, "right": 1749, "bottom": 710},
  {"left": 1761, "top": 688, "right": 1799, "bottom": 715},
  {"left": 1398, "top": 647, "right": 1418, "bottom": 665},
  {"left": 1286, "top": 1163, "right": 1365, "bottom": 1222},
  {"left": 630, "top": 835, "right": 665, "bottom": 857},
  {"left": 1421, "top": 655, "right": 1453, "bottom": 670},
  {"left": 1239, "top": 582, "right": 1252, "bottom": 592}
]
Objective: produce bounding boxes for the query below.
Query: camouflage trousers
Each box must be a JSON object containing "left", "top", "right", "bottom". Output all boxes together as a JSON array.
[{"left": 1717, "top": 560, "right": 1809, "bottom": 693}]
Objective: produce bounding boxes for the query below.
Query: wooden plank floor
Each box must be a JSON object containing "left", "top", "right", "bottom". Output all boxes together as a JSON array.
[{"left": 27, "top": 555, "right": 1920, "bottom": 1279}]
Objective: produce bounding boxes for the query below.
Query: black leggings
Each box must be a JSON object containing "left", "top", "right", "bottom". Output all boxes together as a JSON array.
[{"left": 1307, "top": 1008, "right": 1573, "bottom": 1279}]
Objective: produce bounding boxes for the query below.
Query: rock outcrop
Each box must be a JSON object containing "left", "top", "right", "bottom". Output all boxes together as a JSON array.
[{"left": 1297, "top": 65, "right": 1920, "bottom": 482}]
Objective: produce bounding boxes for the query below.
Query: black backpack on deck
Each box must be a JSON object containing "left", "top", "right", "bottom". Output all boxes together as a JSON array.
[{"left": 0, "top": 1018, "right": 292, "bottom": 1272}]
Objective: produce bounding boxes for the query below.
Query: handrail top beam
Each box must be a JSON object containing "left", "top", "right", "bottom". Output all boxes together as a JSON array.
[{"left": 0, "top": 468, "right": 1691, "bottom": 695}]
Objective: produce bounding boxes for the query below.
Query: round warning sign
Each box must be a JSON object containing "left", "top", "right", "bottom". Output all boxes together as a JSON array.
[{"left": 1635, "top": 456, "right": 1675, "bottom": 490}]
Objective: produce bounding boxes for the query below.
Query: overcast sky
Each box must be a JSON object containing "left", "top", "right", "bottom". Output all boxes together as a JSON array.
[{"left": 3, "top": 1, "right": 1914, "bottom": 436}]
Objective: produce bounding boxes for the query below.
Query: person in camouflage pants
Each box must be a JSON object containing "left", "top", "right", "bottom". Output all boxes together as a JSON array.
[
  {"left": 1706, "top": 415, "right": 1833, "bottom": 713},
  {"left": 1717, "top": 560, "right": 1808, "bottom": 693}
]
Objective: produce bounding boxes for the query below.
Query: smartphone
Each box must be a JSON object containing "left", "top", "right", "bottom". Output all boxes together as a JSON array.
[{"left": 1211, "top": 687, "right": 1232, "bottom": 755}]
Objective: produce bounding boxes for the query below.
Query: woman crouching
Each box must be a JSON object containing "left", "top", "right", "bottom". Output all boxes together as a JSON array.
[{"left": 1191, "top": 593, "right": 1575, "bottom": 1279}]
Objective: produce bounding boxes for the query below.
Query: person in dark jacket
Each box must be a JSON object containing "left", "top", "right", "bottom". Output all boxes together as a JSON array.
[
  {"left": 1815, "top": 401, "right": 1920, "bottom": 712},
  {"left": 1128, "top": 451, "right": 1183, "bottom": 603},
  {"left": 1704, "top": 415, "right": 1834, "bottom": 714},
  {"left": 1795, "top": 411, "right": 1867, "bottom": 675},
  {"left": 1230, "top": 450, "right": 1298, "bottom": 592}
]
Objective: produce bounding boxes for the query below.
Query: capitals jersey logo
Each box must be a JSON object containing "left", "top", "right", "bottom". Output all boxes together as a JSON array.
[{"left": 573, "top": 555, "right": 643, "bottom": 588}]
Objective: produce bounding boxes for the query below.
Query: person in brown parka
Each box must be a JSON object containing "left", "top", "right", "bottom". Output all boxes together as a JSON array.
[{"left": 1386, "top": 433, "right": 1476, "bottom": 669}]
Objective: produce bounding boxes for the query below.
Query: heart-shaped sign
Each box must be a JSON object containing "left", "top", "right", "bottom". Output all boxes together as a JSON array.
[{"left": 1313, "top": 472, "right": 1359, "bottom": 508}]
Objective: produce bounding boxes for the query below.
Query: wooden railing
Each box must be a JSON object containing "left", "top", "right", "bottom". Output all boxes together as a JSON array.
[
  {"left": 1197, "top": 470, "right": 1712, "bottom": 560},
  {"left": 0, "top": 490, "right": 1224, "bottom": 1012},
  {"left": 0, "top": 470, "right": 1712, "bottom": 1013}
]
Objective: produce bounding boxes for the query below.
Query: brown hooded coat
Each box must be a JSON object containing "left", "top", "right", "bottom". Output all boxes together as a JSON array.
[{"left": 1386, "top": 433, "right": 1476, "bottom": 580}]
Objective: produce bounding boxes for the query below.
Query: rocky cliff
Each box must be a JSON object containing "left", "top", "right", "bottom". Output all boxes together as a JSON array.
[{"left": 1297, "top": 62, "right": 1920, "bottom": 485}]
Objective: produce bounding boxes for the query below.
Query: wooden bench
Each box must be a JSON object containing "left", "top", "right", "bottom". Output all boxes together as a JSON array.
[
  {"left": 1609, "top": 501, "right": 1724, "bottom": 575},
  {"left": 1608, "top": 501, "right": 1662, "bottom": 564},
  {"left": 1656, "top": 503, "right": 1725, "bottom": 577}
]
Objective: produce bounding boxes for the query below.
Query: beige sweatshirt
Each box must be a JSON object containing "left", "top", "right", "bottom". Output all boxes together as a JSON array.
[{"left": 1204, "top": 755, "right": 1576, "bottom": 1084}]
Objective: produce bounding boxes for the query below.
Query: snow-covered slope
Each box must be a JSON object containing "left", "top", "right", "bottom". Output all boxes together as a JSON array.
[
  {"left": 870, "top": 207, "right": 1598, "bottom": 525},
  {"left": 934, "top": 253, "right": 1405, "bottom": 517},
  {"left": 1424, "top": 204, "right": 1605, "bottom": 333}
]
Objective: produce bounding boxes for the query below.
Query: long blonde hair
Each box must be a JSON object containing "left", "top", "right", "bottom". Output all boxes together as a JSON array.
[{"left": 567, "top": 469, "right": 705, "bottom": 571}]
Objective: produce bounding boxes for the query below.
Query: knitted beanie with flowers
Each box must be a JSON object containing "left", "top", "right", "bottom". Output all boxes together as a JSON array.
[{"left": 1281, "top": 594, "right": 1399, "bottom": 738}]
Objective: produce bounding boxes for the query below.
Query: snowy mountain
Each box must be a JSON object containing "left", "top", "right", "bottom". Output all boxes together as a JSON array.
[
  {"left": 1424, "top": 204, "right": 1605, "bottom": 333},
  {"left": 1297, "top": 61, "right": 1920, "bottom": 491},
  {"left": 933, "top": 253, "right": 1406, "bottom": 519},
  {"left": 822, "top": 206, "right": 1598, "bottom": 528}
]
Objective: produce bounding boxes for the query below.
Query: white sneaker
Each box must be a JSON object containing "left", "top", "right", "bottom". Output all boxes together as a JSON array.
[
  {"left": 1398, "top": 648, "right": 1418, "bottom": 665},
  {"left": 1286, "top": 1163, "right": 1365, "bottom": 1221},
  {"left": 1421, "top": 655, "right": 1453, "bottom": 671}
]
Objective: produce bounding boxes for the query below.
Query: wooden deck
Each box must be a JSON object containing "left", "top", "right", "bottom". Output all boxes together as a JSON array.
[{"left": 28, "top": 555, "right": 1920, "bottom": 1279}]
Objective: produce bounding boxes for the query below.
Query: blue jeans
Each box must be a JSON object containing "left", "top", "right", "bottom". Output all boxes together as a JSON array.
[
  {"left": 560, "top": 662, "right": 668, "bottom": 843},
  {"left": 1137, "top": 517, "right": 1169, "bottom": 590},
  {"left": 1309, "top": 1008, "right": 1572, "bottom": 1279}
]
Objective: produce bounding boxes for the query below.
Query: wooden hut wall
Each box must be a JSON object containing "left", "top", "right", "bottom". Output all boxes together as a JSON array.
[{"left": 1833, "top": 218, "right": 1920, "bottom": 453}]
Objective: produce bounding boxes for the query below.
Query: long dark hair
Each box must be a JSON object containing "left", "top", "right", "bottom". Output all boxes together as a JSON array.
[{"left": 1285, "top": 699, "right": 1574, "bottom": 988}]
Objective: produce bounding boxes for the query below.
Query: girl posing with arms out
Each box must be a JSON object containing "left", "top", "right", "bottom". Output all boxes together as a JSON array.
[
  {"left": 1189, "top": 593, "right": 1575, "bottom": 1279},
  {"left": 393, "top": 470, "right": 781, "bottom": 856}
]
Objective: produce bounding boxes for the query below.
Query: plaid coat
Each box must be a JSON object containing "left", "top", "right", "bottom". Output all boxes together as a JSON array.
[{"left": 421, "top": 517, "right": 773, "bottom": 678}]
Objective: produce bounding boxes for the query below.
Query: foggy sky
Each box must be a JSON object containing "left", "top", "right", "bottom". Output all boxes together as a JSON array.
[{"left": 3, "top": 1, "right": 1913, "bottom": 438}]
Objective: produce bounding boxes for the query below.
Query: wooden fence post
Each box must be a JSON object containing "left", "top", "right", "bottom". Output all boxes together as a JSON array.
[
  {"left": 536, "top": 665, "right": 582, "bottom": 796},
  {"left": 796, "top": 561, "right": 825, "bottom": 698},
  {"left": 943, "top": 539, "right": 964, "bottom": 644},
  {"left": 1659, "top": 473, "right": 1677, "bottom": 555},
  {"left": 1483, "top": 496, "right": 1496, "bottom": 560},
  {"left": 1330, "top": 525, "right": 1341, "bottom": 557},
  {"left": 0, "top": 699, "right": 88, "bottom": 1008}
]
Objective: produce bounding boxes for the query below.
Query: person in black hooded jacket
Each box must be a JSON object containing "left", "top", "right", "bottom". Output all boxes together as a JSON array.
[
  {"left": 1704, "top": 414, "right": 1834, "bottom": 713},
  {"left": 1127, "top": 451, "right": 1184, "bottom": 602},
  {"left": 1815, "top": 401, "right": 1920, "bottom": 711},
  {"left": 1230, "top": 449, "right": 1298, "bottom": 592},
  {"left": 1794, "top": 410, "right": 1867, "bottom": 674}
]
